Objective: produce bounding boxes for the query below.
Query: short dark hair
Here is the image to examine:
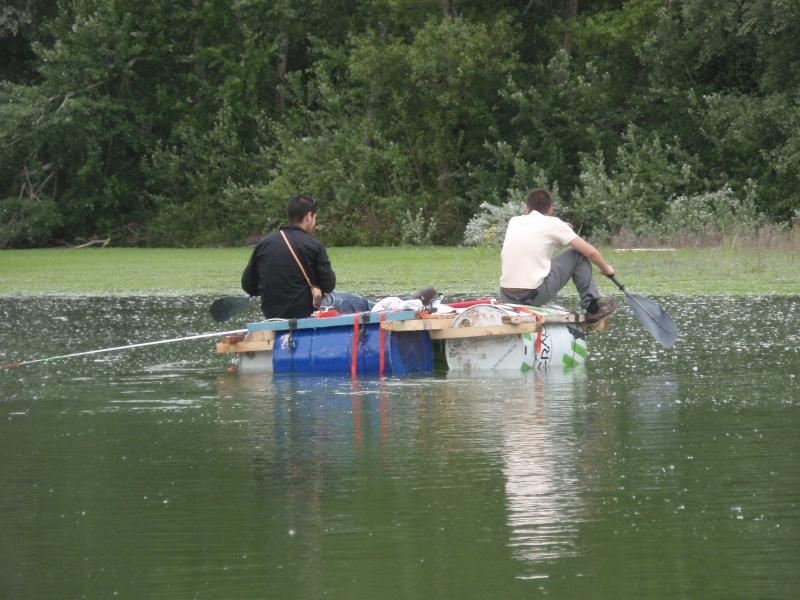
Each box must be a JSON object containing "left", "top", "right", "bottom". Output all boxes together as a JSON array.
[
  {"left": 286, "top": 194, "right": 318, "bottom": 224},
  {"left": 525, "top": 189, "right": 552, "bottom": 214}
]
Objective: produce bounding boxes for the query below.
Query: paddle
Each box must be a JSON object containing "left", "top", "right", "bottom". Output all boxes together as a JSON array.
[
  {"left": 607, "top": 276, "right": 678, "bottom": 348},
  {"left": 1, "top": 329, "right": 248, "bottom": 369},
  {"left": 209, "top": 295, "right": 253, "bottom": 323}
]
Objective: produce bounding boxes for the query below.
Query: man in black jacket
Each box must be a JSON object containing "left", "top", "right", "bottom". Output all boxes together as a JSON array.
[{"left": 241, "top": 194, "right": 378, "bottom": 319}]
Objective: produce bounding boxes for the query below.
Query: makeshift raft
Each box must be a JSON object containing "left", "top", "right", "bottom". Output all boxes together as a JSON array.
[{"left": 216, "top": 301, "right": 609, "bottom": 375}]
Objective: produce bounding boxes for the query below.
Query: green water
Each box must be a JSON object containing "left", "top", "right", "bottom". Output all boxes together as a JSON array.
[{"left": 1, "top": 296, "right": 798, "bottom": 599}]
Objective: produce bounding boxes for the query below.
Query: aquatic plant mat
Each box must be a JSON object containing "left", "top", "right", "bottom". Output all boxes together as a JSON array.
[{"left": 0, "top": 246, "right": 797, "bottom": 297}]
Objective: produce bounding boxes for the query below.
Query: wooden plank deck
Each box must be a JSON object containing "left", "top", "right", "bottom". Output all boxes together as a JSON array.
[
  {"left": 216, "top": 330, "right": 275, "bottom": 354},
  {"left": 217, "top": 309, "right": 608, "bottom": 354},
  {"left": 379, "top": 316, "right": 542, "bottom": 338}
]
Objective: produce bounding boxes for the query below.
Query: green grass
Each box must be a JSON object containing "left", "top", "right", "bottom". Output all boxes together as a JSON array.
[{"left": 0, "top": 246, "right": 798, "bottom": 298}]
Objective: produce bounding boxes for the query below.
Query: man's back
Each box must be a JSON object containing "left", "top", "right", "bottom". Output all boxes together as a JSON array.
[
  {"left": 501, "top": 211, "right": 576, "bottom": 290},
  {"left": 242, "top": 225, "right": 336, "bottom": 319}
]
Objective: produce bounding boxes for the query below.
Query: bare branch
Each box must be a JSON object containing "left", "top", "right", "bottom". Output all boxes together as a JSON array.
[{"left": 69, "top": 237, "right": 111, "bottom": 249}]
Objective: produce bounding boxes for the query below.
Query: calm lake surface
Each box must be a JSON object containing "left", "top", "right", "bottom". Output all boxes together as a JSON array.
[{"left": 1, "top": 295, "right": 798, "bottom": 599}]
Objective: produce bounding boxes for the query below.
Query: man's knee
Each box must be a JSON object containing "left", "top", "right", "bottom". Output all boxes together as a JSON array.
[
  {"left": 564, "top": 246, "right": 587, "bottom": 263},
  {"left": 553, "top": 246, "right": 584, "bottom": 271}
]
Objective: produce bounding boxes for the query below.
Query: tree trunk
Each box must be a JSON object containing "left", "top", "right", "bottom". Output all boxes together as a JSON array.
[
  {"left": 276, "top": 0, "right": 291, "bottom": 114},
  {"left": 192, "top": 0, "right": 205, "bottom": 79},
  {"left": 564, "top": 0, "right": 578, "bottom": 57}
]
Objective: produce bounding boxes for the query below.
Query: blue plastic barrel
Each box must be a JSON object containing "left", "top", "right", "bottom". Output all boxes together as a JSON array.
[{"left": 271, "top": 323, "right": 432, "bottom": 375}]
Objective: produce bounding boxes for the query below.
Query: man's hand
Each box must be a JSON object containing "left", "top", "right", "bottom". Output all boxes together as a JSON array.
[{"left": 601, "top": 265, "right": 616, "bottom": 277}]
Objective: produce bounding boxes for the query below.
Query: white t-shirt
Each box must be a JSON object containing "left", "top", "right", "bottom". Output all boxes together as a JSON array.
[{"left": 500, "top": 211, "right": 577, "bottom": 289}]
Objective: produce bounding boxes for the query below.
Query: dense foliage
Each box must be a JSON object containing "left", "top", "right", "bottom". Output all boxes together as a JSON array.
[{"left": 1, "top": 0, "right": 798, "bottom": 248}]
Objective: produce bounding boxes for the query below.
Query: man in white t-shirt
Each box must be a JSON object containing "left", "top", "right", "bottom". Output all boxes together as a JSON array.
[{"left": 500, "top": 188, "right": 616, "bottom": 324}]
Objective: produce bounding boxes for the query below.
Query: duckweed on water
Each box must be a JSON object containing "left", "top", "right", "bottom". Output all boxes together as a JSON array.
[{"left": 1, "top": 246, "right": 798, "bottom": 297}]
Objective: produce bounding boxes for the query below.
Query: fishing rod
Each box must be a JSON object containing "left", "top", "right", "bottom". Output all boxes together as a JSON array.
[{"left": 1, "top": 329, "right": 248, "bottom": 369}]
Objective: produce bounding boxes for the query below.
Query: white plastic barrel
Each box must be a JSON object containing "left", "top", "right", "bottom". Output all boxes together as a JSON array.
[{"left": 444, "top": 304, "right": 587, "bottom": 371}]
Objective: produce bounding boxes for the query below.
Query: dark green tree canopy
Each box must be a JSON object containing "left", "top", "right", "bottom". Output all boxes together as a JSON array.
[{"left": 1, "top": 0, "right": 797, "bottom": 248}]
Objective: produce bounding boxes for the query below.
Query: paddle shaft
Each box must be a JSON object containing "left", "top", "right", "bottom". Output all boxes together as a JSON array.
[
  {"left": 608, "top": 275, "right": 628, "bottom": 292},
  {"left": 1, "top": 329, "right": 248, "bottom": 369}
]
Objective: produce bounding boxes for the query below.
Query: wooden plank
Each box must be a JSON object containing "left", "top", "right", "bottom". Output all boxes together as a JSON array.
[
  {"left": 218, "top": 319, "right": 598, "bottom": 352},
  {"left": 382, "top": 317, "right": 542, "bottom": 337},
  {"left": 247, "top": 310, "right": 419, "bottom": 333},
  {"left": 501, "top": 313, "right": 583, "bottom": 324},
  {"left": 247, "top": 330, "right": 276, "bottom": 342},
  {"left": 428, "top": 323, "right": 541, "bottom": 339},
  {"left": 582, "top": 319, "right": 611, "bottom": 332},
  {"left": 216, "top": 339, "right": 274, "bottom": 353},
  {"left": 381, "top": 318, "right": 457, "bottom": 332},
  {"left": 216, "top": 329, "right": 276, "bottom": 353}
]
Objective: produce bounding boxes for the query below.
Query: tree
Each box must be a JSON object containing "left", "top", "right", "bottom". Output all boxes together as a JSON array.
[
  {"left": 0, "top": 0, "right": 59, "bottom": 84},
  {"left": 638, "top": 0, "right": 800, "bottom": 219},
  {"left": 347, "top": 16, "right": 519, "bottom": 240},
  {"left": 3, "top": 0, "right": 799, "bottom": 247}
]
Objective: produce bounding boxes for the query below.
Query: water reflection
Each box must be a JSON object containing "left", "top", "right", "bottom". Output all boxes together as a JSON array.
[
  {"left": 456, "top": 369, "right": 589, "bottom": 577},
  {"left": 219, "top": 369, "right": 593, "bottom": 580}
]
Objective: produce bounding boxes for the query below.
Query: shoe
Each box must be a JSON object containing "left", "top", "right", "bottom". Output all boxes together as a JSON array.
[
  {"left": 410, "top": 286, "right": 438, "bottom": 305},
  {"left": 585, "top": 300, "right": 617, "bottom": 324}
]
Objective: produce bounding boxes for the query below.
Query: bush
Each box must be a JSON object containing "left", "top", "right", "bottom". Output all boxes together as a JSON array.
[
  {"left": 463, "top": 200, "right": 522, "bottom": 248},
  {"left": 569, "top": 125, "right": 701, "bottom": 240},
  {"left": 658, "top": 181, "right": 766, "bottom": 238},
  {"left": 0, "top": 196, "right": 62, "bottom": 248},
  {"left": 143, "top": 104, "right": 273, "bottom": 246},
  {"left": 400, "top": 208, "right": 437, "bottom": 246}
]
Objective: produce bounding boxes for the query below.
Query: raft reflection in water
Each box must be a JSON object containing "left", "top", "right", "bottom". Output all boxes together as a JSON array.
[
  {"left": 216, "top": 368, "right": 618, "bottom": 579},
  {"left": 444, "top": 368, "right": 593, "bottom": 577}
]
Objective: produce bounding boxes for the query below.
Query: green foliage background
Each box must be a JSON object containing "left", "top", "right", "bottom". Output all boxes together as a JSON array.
[{"left": 1, "top": 0, "right": 799, "bottom": 248}]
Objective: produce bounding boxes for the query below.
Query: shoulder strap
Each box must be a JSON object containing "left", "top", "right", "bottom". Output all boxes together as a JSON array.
[{"left": 280, "top": 230, "right": 313, "bottom": 286}]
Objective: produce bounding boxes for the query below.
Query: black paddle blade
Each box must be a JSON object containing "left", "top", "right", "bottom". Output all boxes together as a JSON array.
[
  {"left": 623, "top": 290, "right": 678, "bottom": 348},
  {"left": 209, "top": 296, "right": 253, "bottom": 323},
  {"left": 607, "top": 276, "right": 678, "bottom": 348}
]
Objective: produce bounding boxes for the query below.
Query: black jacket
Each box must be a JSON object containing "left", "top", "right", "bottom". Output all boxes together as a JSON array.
[{"left": 241, "top": 225, "right": 336, "bottom": 319}]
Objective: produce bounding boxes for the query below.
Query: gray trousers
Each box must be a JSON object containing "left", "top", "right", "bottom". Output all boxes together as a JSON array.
[{"left": 500, "top": 247, "right": 600, "bottom": 309}]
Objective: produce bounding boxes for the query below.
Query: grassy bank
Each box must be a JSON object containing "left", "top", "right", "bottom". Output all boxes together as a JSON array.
[{"left": 0, "top": 246, "right": 798, "bottom": 298}]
